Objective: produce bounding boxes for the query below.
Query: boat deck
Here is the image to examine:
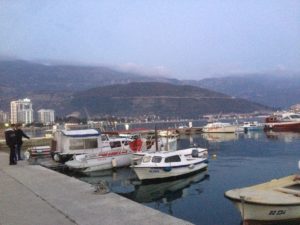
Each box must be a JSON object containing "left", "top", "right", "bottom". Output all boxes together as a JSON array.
[{"left": 225, "top": 175, "right": 300, "bottom": 205}]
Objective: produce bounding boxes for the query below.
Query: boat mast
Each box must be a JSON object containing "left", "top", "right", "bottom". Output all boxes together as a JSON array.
[{"left": 155, "top": 125, "right": 158, "bottom": 151}]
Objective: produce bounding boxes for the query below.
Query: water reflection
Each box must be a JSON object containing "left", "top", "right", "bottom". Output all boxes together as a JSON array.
[
  {"left": 120, "top": 171, "right": 209, "bottom": 203},
  {"left": 201, "top": 131, "right": 268, "bottom": 143},
  {"left": 243, "top": 130, "right": 265, "bottom": 140},
  {"left": 202, "top": 132, "right": 239, "bottom": 143},
  {"left": 265, "top": 131, "right": 300, "bottom": 143},
  {"left": 68, "top": 167, "right": 209, "bottom": 216},
  {"left": 74, "top": 168, "right": 136, "bottom": 194}
]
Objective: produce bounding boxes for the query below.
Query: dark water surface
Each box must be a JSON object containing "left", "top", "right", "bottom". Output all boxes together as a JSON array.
[{"left": 67, "top": 131, "right": 300, "bottom": 225}]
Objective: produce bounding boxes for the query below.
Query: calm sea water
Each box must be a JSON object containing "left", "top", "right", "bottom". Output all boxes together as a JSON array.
[{"left": 66, "top": 130, "right": 300, "bottom": 225}]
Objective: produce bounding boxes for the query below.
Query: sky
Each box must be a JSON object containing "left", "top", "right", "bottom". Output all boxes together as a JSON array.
[{"left": 0, "top": 0, "right": 300, "bottom": 79}]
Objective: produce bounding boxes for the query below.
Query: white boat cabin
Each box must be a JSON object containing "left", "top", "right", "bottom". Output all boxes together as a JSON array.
[{"left": 52, "top": 129, "right": 132, "bottom": 162}]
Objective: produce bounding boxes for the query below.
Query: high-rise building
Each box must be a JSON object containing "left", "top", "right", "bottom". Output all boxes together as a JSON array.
[
  {"left": 37, "top": 109, "right": 55, "bottom": 125},
  {"left": 0, "top": 110, "right": 8, "bottom": 123},
  {"left": 10, "top": 98, "right": 34, "bottom": 124}
]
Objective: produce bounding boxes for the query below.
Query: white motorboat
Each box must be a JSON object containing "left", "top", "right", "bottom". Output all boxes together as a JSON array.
[
  {"left": 64, "top": 129, "right": 178, "bottom": 173},
  {"left": 65, "top": 148, "right": 133, "bottom": 173},
  {"left": 225, "top": 174, "right": 300, "bottom": 224},
  {"left": 131, "top": 147, "right": 208, "bottom": 181},
  {"left": 242, "top": 121, "right": 264, "bottom": 132},
  {"left": 264, "top": 112, "right": 300, "bottom": 132},
  {"left": 202, "top": 122, "right": 238, "bottom": 133},
  {"left": 51, "top": 129, "right": 134, "bottom": 162}
]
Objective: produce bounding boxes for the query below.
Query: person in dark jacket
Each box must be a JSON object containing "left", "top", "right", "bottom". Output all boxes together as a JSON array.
[
  {"left": 5, "top": 124, "right": 17, "bottom": 165},
  {"left": 15, "top": 123, "right": 30, "bottom": 160}
]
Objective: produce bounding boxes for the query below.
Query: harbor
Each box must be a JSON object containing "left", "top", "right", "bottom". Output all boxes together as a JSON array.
[
  {"left": 60, "top": 131, "right": 300, "bottom": 225},
  {"left": 1, "top": 1, "right": 300, "bottom": 224},
  {"left": 2, "top": 128, "right": 300, "bottom": 224},
  {"left": 1, "top": 111, "right": 300, "bottom": 224}
]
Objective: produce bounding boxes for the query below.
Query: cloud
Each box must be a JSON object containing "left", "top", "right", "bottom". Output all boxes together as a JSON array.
[{"left": 114, "top": 63, "right": 172, "bottom": 77}]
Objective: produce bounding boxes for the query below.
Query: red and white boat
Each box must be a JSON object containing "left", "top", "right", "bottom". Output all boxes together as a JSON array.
[
  {"left": 51, "top": 129, "right": 159, "bottom": 163},
  {"left": 264, "top": 112, "right": 300, "bottom": 132},
  {"left": 59, "top": 129, "right": 177, "bottom": 173}
]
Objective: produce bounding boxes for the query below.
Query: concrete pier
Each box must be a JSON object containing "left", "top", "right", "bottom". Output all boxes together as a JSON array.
[{"left": 0, "top": 152, "right": 192, "bottom": 225}]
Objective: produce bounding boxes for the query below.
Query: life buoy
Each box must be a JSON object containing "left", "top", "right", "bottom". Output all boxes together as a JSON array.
[
  {"left": 129, "top": 138, "right": 143, "bottom": 152},
  {"left": 112, "top": 158, "right": 117, "bottom": 168},
  {"left": 163, "top": 166, "right": 172, "bottom": 172}
]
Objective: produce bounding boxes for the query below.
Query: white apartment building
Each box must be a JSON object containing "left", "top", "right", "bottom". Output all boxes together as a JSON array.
[
  {"left": 10, "top": 98, "right": 34, "bottom": 124},
  {"left": 0, "top": 110, "right": 8, "bottom": 123},
  {"left": 37, "top": 109, "right": 55, "bottom": 125}
]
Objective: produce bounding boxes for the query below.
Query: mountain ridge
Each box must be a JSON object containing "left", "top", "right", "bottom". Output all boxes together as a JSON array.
[
  {"left": 69, "top": 82, "right": 270, "bottom": 119},
  {"left": 0, "top": 60, "right": 287, "bottom": 118}
]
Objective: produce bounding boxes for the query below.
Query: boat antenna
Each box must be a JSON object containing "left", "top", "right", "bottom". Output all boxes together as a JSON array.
[{"left": 155, "top": 125, "right": 158, "bottom": 151}]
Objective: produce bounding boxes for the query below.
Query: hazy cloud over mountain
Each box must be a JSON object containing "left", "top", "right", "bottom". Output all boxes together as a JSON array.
[{"left": 1, "top": 1, "right": 299, "bottom": 79}]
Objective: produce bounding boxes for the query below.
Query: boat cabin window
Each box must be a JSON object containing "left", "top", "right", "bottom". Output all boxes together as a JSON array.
[
  {"left": 290, "top": 114, "right": 300, "bottom": 119},
  {"left": 110, "top": 141, "right": 121, "bottom": 148},
  {"left": 69, "top": 138, "right": 98, "bottom": 150},
  {"left": 165, "top": 155, "right": 181, "bottom": 163},
  {"left": 142, "top": 156, "right": 151, "bottom": 163},
  {"left": 101, "top": 135, "right": 109, "bottom": 141},
  {"left": 122, "top": 141, "right": 129, "bottom": 146},
  {"left": 151, "top": 156, "right": 162, "bottom": 163},
  {"left": 284, "top": 183, "right": 300, "bottom": 191}
]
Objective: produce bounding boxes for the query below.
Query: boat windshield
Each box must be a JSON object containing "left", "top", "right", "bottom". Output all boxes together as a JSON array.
[
  {"left": 110, "top": 141, "right": 121, "bottom": 148},
  {"left": 165, "top": 155, "right": 181, "bottom": 163},
  {"left": 142, "top": 156, "right": 151, "bottom": 163},
  {"left": 284, "top": 183, "right": 300, "bottom": 191},
  {"left": 151, "top": 156, "right": 162, "bottom": 163},
  {"left": 69, "top": 138, "right": 98, "bottom": 150},
  {"left": 290, "top": 114, "right": 300, "bottom": 119}
]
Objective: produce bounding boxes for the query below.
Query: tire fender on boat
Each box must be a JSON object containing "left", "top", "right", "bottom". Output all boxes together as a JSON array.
[
  {"left": 112, "top": 158, "right": 117, "bottom": 168},
  {"left": 53, "top": 153, "right": 61, "bottom": 162},
  {"left": 163, "top": 166, "right": 172, "bottom": 172}
]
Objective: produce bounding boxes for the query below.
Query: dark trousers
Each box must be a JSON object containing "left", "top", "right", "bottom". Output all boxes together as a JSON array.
[
  {"left": 16, "top": 144, "right": 22, "bottom": 160},
  {"left": 9, "top": 145, "right": 17, "bottom": 165}
]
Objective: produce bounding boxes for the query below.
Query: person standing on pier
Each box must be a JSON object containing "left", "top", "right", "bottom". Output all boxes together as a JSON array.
[
  {"left": 15, "top": 123, "right": 30, "bottom": 160},
  {"left": 5, "top": 124, "right": 17, "bottom": 165}
]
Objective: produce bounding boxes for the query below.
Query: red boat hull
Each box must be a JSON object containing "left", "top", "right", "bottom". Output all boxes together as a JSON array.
[{"left": 264, "top": 121, "right": 300, "bottom": 132}]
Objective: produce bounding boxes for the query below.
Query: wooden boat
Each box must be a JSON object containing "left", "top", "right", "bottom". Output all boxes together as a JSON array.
[
  {"left": 131, "top": 147, "right": 208, "bottom": 181},
  {"left": 225, "top": 174, "right": 300, "bottom": 224},
  {"left": 264, "top": 112, "right": 300, "bottom": 132},
  {"left": 202, "top": 122, "right": 238, "bottom": 133}
]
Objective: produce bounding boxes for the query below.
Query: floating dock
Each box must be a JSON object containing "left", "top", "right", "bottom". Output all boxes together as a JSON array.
[{"left": 0, "top": 152, "right": 192, "bottom": 225}]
